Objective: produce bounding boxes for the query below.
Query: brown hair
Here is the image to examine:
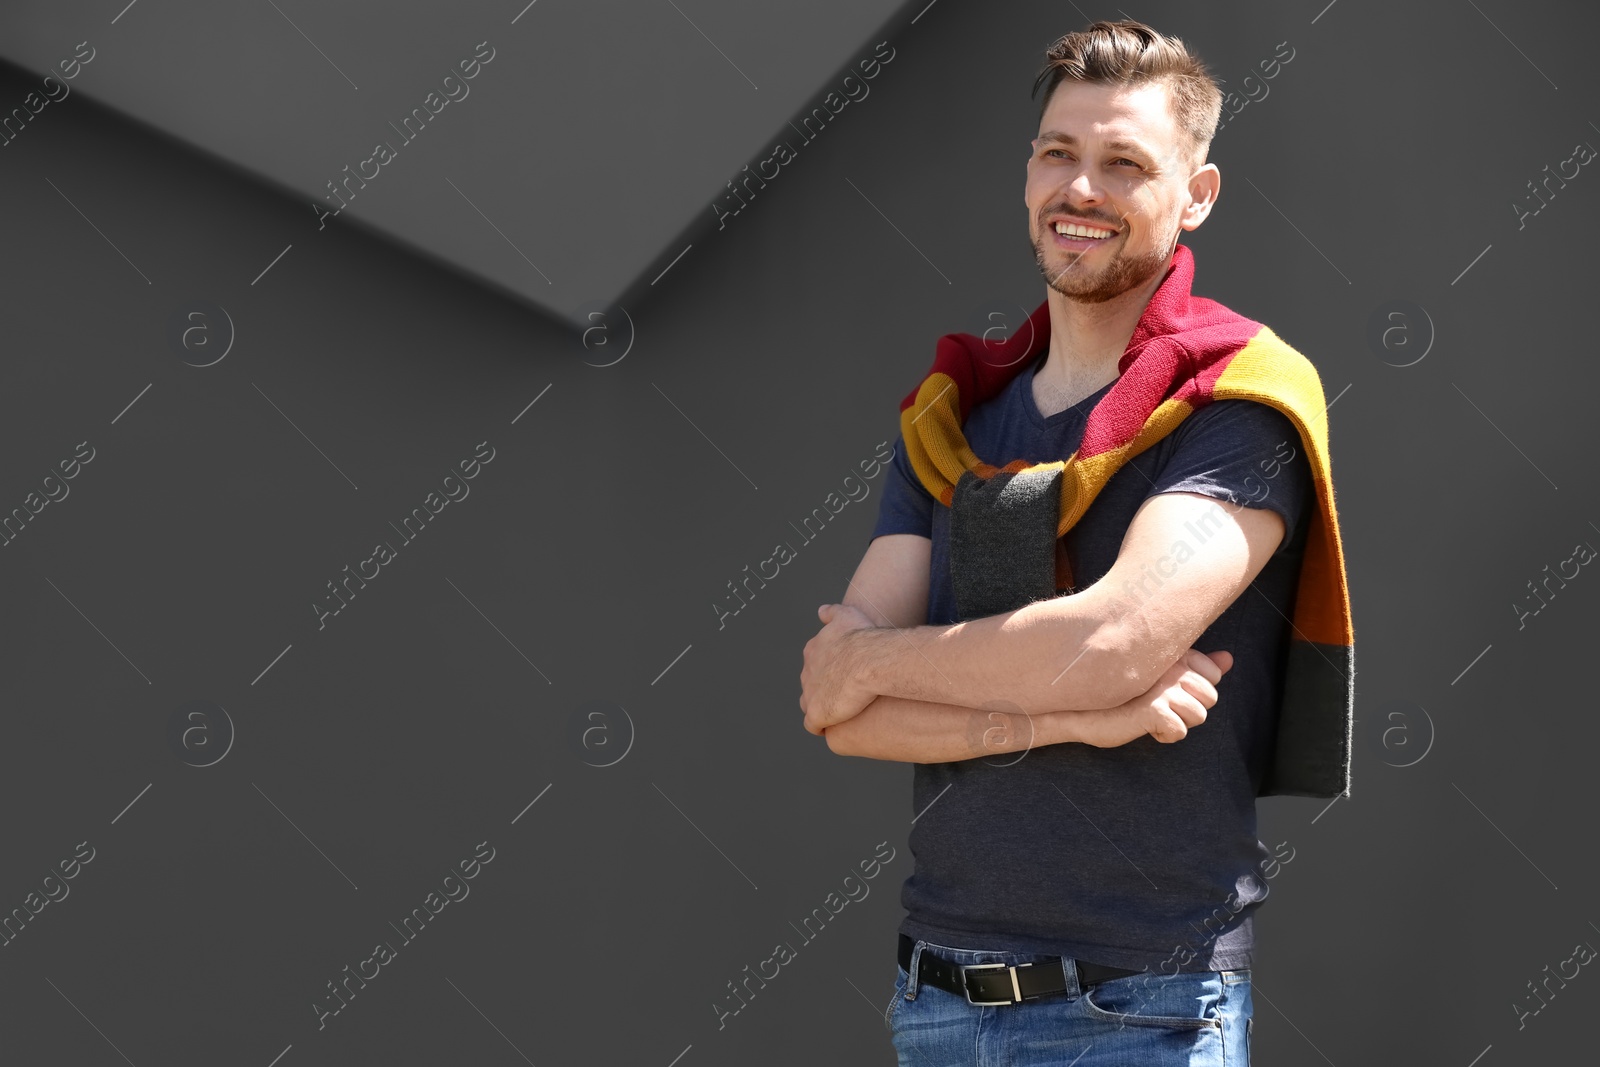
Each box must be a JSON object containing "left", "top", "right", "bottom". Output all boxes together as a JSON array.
[{"left": 1031, "top": 20, "right": 1223, "bottom": 166}]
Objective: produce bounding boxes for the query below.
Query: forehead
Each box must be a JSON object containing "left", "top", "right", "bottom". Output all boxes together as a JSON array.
[{"left": 1035, "top": 80, "right": 1180, "bottom": 153}]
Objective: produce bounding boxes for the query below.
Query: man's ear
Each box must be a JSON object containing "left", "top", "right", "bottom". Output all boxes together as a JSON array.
[{"left": 1180, "top": 163, "right": 1220, "bottom": 232}]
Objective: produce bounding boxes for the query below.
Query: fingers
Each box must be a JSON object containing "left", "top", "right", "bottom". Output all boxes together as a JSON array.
[
  {"left": 1167, "top": 688, "right": 1209, "bottom": 720},
  {"left": 1157, "top": 658, "right": 1216, "bottom": 711},
  {"left": 1137, "top": 649, "right": 1240, "bottom": 745},
  {"left": 1180, "top": 647, "right": 1224, "bottom": 684},
  {"left": 1150, "top": 686, "right": 1209, "bottom": 744},
  {"left": 1148, "top": 707, "right": 1189, "bottom": 743},
  {"left": 1177, "top": 671, "right": 1218, "bottom": 709}
]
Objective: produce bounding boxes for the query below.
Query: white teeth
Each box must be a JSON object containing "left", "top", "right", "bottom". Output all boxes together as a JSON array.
[{"left": 1054, "top": 221, "right": 1114, "bottom": 239}]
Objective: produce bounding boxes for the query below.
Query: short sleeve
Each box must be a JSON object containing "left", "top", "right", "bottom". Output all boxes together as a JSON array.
[
  {"left": 1143, "top": 400, "right": 1313, "bottom": 550},
  {"left": 869, "top": 432, "right": 936, "bottom": 542}
]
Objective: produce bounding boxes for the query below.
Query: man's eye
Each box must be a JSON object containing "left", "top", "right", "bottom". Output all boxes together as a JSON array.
[
  {"left": 1113, "top": 158, "right": 1141, "bottom": 168},
  {"left": 1045, "top": 149, "right": 1068, "bottom": 159}
]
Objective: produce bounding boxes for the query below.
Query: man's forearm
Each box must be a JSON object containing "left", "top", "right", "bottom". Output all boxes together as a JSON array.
[
  {"left": 823, "top": 694, "right": 1077, "bottom": 763},
  {"left": 850, "top": 588, "right": 1143, "bottom": 717}
]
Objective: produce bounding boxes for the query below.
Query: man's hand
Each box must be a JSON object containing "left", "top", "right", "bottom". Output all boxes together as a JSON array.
[
  {"left": 1066, "top": 648, "right": 1234, "bottom": 749},
  {"left": 799, "top": 603, "right": 880, "bottom": 735}
]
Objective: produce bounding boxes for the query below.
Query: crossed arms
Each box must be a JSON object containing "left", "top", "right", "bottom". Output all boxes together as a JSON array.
[{"left": 798, "top": 490, "right": 1286, "bottom": 762}]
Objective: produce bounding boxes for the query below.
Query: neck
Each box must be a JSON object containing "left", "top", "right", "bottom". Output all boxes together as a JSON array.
[{"left": 1038, "top": 254, "right": 1171, "bottom": 387}]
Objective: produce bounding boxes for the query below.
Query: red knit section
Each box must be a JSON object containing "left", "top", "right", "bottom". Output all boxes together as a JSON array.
[{"left": 899, "top": 245, "right": 1261, "bottom": 462}]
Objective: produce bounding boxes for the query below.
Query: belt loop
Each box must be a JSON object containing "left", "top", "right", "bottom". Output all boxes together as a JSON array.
[
  {"left": 905, "top": 941, "right": 925, "bottom": 1000},
  {"left": 1061, "top": 955, "right": 1082, "bottom": 1000}
]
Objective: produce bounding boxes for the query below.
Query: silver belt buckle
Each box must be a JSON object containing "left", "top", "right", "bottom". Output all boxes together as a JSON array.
[{"left": 961, "top": 961, "right": 1031, "bottom": 1006}]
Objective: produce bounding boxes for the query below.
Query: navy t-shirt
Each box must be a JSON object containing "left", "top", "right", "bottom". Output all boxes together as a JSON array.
[{"left": 869, "top": 348, "right": 1313, "bottom": 972}]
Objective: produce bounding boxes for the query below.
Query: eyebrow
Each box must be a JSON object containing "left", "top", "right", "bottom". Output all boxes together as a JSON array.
[{"left": 1033, "top": 130, "right": 1152, "bottom": 156}]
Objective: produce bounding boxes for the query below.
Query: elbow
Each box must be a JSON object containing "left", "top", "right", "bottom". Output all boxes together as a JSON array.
[
  {"left": 1022, "top": 598, "right": 1142, "bottom": 710},
  {"left": 822, "top": 725, "right": 854, "bottom": 757},
  {"left": 1078, "top": 618, "right": 1150, "bottom": 708}
]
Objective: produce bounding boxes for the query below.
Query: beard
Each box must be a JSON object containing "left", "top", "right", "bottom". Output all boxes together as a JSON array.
[{"left": 1031, "top": 220, "right": 1174, "bottom": 304}]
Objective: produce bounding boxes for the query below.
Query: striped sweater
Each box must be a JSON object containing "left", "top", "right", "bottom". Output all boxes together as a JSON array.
[{"left": 896, "top": 243, "right": 1354, "bottom": 798}]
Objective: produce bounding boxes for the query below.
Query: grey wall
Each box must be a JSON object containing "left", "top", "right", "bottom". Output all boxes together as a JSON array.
[
  {"left": 0, "top": 0, "right": 909, "bottom": 328},
  {"left": 1, "top": 0, "right": 1596, "bottom": 1064}
]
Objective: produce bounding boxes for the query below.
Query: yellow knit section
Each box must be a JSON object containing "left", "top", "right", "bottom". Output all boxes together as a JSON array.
[
  {"left": 1056, "top": 397, "right": 1197, "bottom": 534},
  {"left": 1215, "top": 327, "right": 1352, "bottom": 646},
  {"left": 900, "top": 373, "right": 983, "bottom": 504}
]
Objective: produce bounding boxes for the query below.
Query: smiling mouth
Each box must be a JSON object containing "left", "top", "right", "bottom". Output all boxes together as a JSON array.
[{"left": 1051, "top": 220, "right": 1117, "bottom": 242}]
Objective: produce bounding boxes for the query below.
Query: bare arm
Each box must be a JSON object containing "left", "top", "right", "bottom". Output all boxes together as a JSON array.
[
  {"left": 815, "top": 534, "right": 1018, "bottom": 762},
  {"left": 824, "top": 651, "right": 1228, "bottom": 762},
  {"left": 843, "top": 492, "right": 1286, "bottom": 719},
  {"left": 816, "top": 534, "right": 1230, "bottom": 762},
  {"left": 824, "top": 695, "right": 1070, "bottom": 763}
]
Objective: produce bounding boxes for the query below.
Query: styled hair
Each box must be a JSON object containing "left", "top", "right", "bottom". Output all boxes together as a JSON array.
[{"left": 1030, "top": 20, "right": 1223, "bottom": 166}]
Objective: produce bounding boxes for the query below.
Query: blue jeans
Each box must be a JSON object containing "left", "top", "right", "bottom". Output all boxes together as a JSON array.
[{"left": 884, "top": 939, "right": 1252, "bottom": 1066}]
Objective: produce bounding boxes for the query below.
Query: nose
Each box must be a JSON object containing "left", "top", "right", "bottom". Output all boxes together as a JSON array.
[{"left": 1063, "top": 164, "right": 1104, "bottom": 206}]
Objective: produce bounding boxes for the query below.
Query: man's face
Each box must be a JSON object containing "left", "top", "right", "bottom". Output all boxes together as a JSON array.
[{"left": 1025, "top": 79, "right": 1215, "bottom": 303}]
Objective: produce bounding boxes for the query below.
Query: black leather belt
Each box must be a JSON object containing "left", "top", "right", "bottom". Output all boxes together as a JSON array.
[{"left": 899, "top": 933, "right": 1144, "bottom": 1006}]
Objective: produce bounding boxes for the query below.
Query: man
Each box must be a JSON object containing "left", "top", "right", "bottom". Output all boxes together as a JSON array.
[{"left": 798, "top": 19, "right": 1354, "bottom": 1067}]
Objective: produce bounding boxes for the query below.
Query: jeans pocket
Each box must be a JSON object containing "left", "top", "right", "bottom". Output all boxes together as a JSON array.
[
  {"left": 1079, "top": 972, "right": 1224, "bottom": 1030},
  {"left": 884, "top": 965, "right": 909, "bottom": 1031}
]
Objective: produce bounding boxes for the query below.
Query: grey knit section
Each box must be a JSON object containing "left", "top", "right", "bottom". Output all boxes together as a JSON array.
[
  {"left": 948, "top": 466, "right": 1063, "bottom": 621},
  {"left": 1261, "top": 640, "right": 1355, "bottom": 798}
]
